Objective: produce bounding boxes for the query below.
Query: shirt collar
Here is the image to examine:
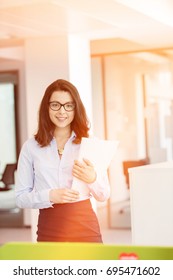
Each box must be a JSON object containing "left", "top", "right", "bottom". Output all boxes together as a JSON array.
[{"left": 71, "top": 131, "right": 76, "bottom": 139}]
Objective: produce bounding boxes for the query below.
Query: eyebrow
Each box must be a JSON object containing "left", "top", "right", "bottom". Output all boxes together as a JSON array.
[{"left": 49, "top": 101, "right": 74, "bottom": 104}]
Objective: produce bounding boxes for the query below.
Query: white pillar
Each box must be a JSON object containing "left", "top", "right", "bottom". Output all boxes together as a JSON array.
[
  {"left": 68, "top": 34, "right": 97, "bottom": 212},
  {"left": 68, "top": 34, "right": 93, "bottom": 126}
]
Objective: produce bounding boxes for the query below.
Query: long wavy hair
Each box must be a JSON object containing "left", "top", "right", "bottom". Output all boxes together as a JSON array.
[{"left": 35, "top": 79, "right": 90, "bottom": 147}]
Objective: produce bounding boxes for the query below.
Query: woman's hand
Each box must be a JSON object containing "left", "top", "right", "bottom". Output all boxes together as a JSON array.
[
  {"left": 72, "top": 158, "right": 96, "bottom": 184},
  {"left": 49, "top": 188, "right": 79, "bottom": 204}
]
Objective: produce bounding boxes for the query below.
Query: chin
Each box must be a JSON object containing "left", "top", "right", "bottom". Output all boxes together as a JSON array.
[{"left": 57, "top": 122, "right": 70, "bottom": 128}]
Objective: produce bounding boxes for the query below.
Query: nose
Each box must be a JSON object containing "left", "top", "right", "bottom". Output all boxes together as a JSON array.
[{"left": 59, "top": 105, "right": 66, "bottom": 113}]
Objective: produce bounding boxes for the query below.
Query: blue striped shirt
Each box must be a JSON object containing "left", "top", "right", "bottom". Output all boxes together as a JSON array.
[{"left": 15, "top": 133, "right": 110, "bottom": 209}]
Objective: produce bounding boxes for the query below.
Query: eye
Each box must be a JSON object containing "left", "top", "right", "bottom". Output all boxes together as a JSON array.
[
  {"left": 49, "top": 102, "right": 60, "bottom": 110},
  {"left": 66, "top": 104, "right": 72, "bottom": 109},
  {"left": 65, "top": 103, "right": 75, "bottom": 110},
  {"left": 51, "top": 102, "right": 59, "bottom": 108}
]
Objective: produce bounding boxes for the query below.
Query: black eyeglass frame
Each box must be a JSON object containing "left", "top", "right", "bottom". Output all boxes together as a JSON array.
[{"left": 49, "top": 101, "right": 75, "bottom": 112}]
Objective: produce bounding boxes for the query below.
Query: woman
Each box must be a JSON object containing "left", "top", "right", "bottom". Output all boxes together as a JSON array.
[{"left": 15, "top": 79, "right": 110, "bottom": 242}]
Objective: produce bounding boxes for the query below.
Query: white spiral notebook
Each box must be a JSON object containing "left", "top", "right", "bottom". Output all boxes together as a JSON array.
[{"left": 72, "top": 137, "right": 119, "bottom": 198}]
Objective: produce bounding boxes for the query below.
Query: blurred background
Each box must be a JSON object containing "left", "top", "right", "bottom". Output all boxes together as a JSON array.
[{"left": 1, "top": 0, "right": 173, "bottom": 244}]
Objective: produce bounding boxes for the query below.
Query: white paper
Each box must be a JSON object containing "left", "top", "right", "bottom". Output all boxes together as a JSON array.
[{"left": 72, "top": 137, "right": 119, "bottom": 197}]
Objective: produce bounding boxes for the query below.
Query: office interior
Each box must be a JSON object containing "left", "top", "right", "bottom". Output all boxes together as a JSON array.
[{"left": 0, "top": 0, "right": 173, "bottom": 246}]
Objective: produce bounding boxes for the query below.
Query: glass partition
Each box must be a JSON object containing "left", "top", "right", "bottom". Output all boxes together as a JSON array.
[
  {"left": 0, "top": 72, "right": 23, "bottom": 227},
  {"left": 91, "top": 48, "right": 173, "bottom": 229},
  {"left": 0, "top": 83, "right": 16, "bottom": 171}
]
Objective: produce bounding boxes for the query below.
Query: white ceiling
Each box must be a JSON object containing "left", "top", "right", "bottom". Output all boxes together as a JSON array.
[{"left": 0, "top": 0, "right": 173, "bottom": 49}]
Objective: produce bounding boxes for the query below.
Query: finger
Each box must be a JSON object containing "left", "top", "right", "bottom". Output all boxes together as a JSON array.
[
  {"left": 65, "top": 191, "right": 79, "bottom": 199},
  {"left": 68, "top": 189, "right": 79, "bottom": 195},
  {"left": 62, "top": 194, "right": 79, "bottom": 203},
  {"left": 64, "top": 194, "right": 79, "bottom": 200},
  {"left": 72, "top": 170, "right": 82, "bottom": 178},
  {"left": 65, "top": 199, "right": 78, "bottom": 203},
  {"left": 59, "top": 189, "right": 79, "bottom": 199},
  {"left": 72, "top": 170, "right": 85, "bottom": 180},
  {"left": 73, "top": 166, "right": 85, "bottom": 175},
  {"left": 61, "top": 197, "right": 78, "bottom": 203},
  {"left": 72, "top": 167, "right": 86, "bottom": 176},
  {"left": 83, "top": 158, "right": 94, "bottom": 167},
  {"left": 73, "top": 164, "right": 82, "bottom": 171},
  {"left": 74, "top": 160, "right": 85, "bottom": 168}
]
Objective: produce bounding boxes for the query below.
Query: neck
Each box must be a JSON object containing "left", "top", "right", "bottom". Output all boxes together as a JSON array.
[
  {"left": 54, "top": 127, "right": 71, "bottom": 157},
  {"left": 54, "top": 127, "right": 71, "bottom": 140}
]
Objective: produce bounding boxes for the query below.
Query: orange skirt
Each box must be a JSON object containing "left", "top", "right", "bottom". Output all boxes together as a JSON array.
[{"left": 37, "top": 199, "right": 102, "bottom": 243}]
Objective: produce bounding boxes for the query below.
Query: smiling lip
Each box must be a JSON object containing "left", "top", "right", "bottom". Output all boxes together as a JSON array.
[{"left": 56, "top": 117, "right": 67, "bottom": 121}]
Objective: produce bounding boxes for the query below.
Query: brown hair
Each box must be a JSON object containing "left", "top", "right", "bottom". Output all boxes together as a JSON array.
[{"left": 34, "top": 79, "right": 90, "bottom": 147}]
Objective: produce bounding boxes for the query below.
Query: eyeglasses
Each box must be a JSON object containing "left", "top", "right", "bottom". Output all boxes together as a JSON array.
[{"left": 49, "top": 101, "right": 75, "bottom": 112}]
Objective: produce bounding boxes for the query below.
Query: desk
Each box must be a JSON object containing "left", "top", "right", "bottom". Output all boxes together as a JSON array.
[
  {"left": 0, "top": 242, "right": 173, "bottom": 260},
  {"left": 129, "top": 161, "right": 173, "bottom": 246},
  {"left": 0, "top": 188, "right": 23, "bottom": 227},
  {"left": 0, "top": 188, "right": 16, "bottom": 209}
]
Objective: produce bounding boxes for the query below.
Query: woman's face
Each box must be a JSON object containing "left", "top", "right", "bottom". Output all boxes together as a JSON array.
[{"left": 49, "top": 90, "right": 75, "bottom": 129}]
